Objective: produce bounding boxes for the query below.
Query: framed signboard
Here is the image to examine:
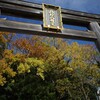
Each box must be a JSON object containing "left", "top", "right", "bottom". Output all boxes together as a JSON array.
[{"left": 42, "top": 4, "right": 63, "bottom": 30}]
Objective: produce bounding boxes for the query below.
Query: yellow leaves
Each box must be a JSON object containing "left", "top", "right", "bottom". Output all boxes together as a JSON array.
[
  {"left": 0, "top": 32, "right": 8, "bottom": 43},
  {"left": 0, "top": 49, "right": 17, "bottom": 86},
  {"left": 90, "top": 65, "right": 100, "bottom": 78},
  {"left": 0, "top": 32, "right": 15, "bottom": 44},
  {"left": 37, "top": 68, "right": 45, "bottom": 80},
  {"left": 0, "top": 59, "right": 7, "bottom": 71},
  {"left": 66, "top": 42, "right": 97, "bottom": 73},
  {"left": 15, "top": 53, "right": 26, "bottom": 62},
  {"left": 3, "top": 50, "right": 14, "bottom": 61},
  {"left": 26, "top": 58, "right": 45, "bottom": 80},
  {"left": 0, "top": 32, "right": 99, "bottom": 90},
  {"left": 71, "top": 42, "right": 80, "bottom": 51},
  {"left": 17, "top": 63, "right": 25, "bottom": 74},
  {"left": 0, "top": 59, "right": 14, "bottom": 76},
  {"left": 65, "top": 67, "right": 73, "bottom": 72},
  {"left": 26, "top": 58, "right": 44, "bottom": 67},
  {"left": 4, "top": 67, "right": 16, "bottom": 77},
  {"left": 69, "top": 42, "right": 81, "bottom": 59},
  {"left": 66, "top": 42, "right": 94, "bottom": 62},
  {"left": 70, "top": 60, "right": 87, "bottom": 70},
  {"left": 0, "top": 75, "right": 6, "bottom": 86},
  {"left": 17, "top": 63, "right": 30, "bottom": 74},
  {"left": 17, "top": 58, "right": 45, "bottom": 80},
  {"left": 46, "top": 46, "right": 64, "bottom": 64},
  {"left": 0, "top": 59, "right": 16, "bottom": 86},
  {"left": 1, "top": 47, "right": 45, "bottom": 82}
]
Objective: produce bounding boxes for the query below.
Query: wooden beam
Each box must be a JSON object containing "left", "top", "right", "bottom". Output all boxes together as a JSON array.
[
  {"left": 0, "top": 19, "right": 97, "bottom": 41},
  {"left": 0, "top": 2, "right": 43, "bottom": 20},
  {"left": 0, "top": 0, "right": 100, "bottom": 27},
  {"left": 90, "top": 22, "right": 100, "bottom": 52},
  {"left": 1, "top": 0, "right": 100, "bottom": 19}
]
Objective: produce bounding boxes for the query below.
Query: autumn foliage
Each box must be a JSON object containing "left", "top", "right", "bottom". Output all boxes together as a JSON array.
[{"left": 0, "top": 32, "right": 100, "bottom": 100}]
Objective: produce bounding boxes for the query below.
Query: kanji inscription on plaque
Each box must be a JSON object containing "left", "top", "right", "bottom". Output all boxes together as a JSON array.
[{"left": 42, "top": 4, "right": 63, "bottom": 30}]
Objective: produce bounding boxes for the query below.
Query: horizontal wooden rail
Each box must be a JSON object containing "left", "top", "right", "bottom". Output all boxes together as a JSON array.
[
  {"left": 0, "top": 0, "right": 100, "bottom": 27},
  {"left": 0, "top": 19, "right": 97, "bottom": 41},
  {"left": 0, "top": 0, "right": 100, "bottom": 52}
]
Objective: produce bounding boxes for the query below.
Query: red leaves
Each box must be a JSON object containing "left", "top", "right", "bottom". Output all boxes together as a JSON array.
[{"left": 12, "top": 36, "right": 49, "bottom": 59}]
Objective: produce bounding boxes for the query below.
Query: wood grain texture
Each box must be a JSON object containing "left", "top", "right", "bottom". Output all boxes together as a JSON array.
[
  {"left": 0, "top": 0, "right": 100, "bottom": 51},
  {"left": 90, "top": 22, "right": 100, "bottom": 52},
  {"left": 0, "top": 19, "right": 97, "bottom": 41},
  {"left": 0, "top": 0, "right": 100, "bottom": 27}
]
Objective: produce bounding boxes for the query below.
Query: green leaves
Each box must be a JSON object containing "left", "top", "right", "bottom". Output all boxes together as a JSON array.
[{"left": 0, "top": 33, "right": 100, "bottom": 99}]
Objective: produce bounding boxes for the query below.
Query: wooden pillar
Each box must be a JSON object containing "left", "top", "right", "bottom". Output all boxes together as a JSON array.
[
  {"left": 90, "top": 22, "right": 100, "bottom": 52},
  {"left": 0, "top": 9, "right": 1, "bottom": 15}
]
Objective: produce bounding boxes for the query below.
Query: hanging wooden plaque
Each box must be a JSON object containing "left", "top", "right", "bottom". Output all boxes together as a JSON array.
[{"left": 42, "top": 4, "right": 63, "bottom": 30}]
